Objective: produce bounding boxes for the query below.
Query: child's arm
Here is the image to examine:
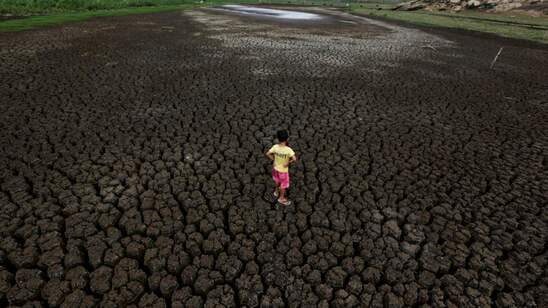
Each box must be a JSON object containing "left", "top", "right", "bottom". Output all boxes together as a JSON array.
[
  {"left": 265, "top": 145, "right": 275, "bottom": 162},
  {"left": 290, "top": 154, "right": 297, "bottom": 164},
  {"left": 285, "top": 154, "right": 297, "bottom": 167}
]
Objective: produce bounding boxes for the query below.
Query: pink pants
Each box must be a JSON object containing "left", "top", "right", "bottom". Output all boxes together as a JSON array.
[{"left": 272, "top": 169, "right": 289, "bottom": 189}]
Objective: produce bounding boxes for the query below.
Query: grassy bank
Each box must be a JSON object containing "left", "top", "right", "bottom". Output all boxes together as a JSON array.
[
  {"left": 0, "top": 0, "right": 260, "bottom": 32},
  {"left": 349, "top": 3, "right": 548, "bottom": 44},
  {"left": 0, "top": 0, "right": 195, "bottom": 15},
  {"left": 0, "top": 4, "right": 201, "bottom": 31}
]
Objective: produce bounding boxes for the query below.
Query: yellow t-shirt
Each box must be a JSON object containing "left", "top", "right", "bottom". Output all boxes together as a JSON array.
[{"left": 268, "top": 144, "right": 295, "bottom": 173}]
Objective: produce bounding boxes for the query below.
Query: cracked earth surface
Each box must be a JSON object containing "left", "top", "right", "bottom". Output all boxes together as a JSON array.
[{"left": 0, "top": 5, "right": 547, "bottom": 307}]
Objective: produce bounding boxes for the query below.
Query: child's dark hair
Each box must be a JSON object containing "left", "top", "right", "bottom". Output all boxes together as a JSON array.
[{"left": 277, "top": 130, "right": 289, "bottom": 142}]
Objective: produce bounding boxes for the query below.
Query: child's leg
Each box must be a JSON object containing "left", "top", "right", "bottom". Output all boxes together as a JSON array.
[
  {"left": 272, "top": 169, "right": 281, "bottom": 196},
  {"left": 278, "top": 172, "right": 290, "bottom": 203},
  {"left": 279, "top": 187, "right": 286, "bottom": 201}
]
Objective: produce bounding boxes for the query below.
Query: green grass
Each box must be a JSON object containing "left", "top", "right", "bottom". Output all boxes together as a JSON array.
[
  {"left": 0, "top": 4, "right": 203, "bottom": 31},
  {"left": 0, "top": 0, "right": 193, "bottom": 15},
  {"left": 0, "top": 0, "right": 260, "bottom": 32},
  {"left": 0, "top": 0, "right": 265, "bottom": 14},
  {"left": 350, "top": 3, "right": 548, "bottom": 44}
]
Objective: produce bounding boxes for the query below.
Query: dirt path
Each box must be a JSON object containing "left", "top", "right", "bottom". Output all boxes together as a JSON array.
[{"left": 0, "top": 6, "right": 547, "bottom": 307}]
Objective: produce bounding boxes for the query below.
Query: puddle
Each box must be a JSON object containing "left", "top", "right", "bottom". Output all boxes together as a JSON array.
[
  {"left": 339, "top": 20, "right": 357, "bottom": 25},
  {"left": 219, "top": 5, "right": 323, "bottom": 21}
]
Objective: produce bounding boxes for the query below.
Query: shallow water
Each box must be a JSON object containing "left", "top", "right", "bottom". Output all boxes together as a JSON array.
[{"left": 220, "top": 5, "right": 323, "bottom": 21}]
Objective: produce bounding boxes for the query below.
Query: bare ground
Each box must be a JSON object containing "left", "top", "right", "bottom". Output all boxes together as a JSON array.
[{"left": 0, "top": 6, "right": 547, "bottom": 307}]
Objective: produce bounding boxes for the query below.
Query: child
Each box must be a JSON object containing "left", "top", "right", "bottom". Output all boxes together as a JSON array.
[{"left": 266, "top": 130, "right": 297, "bottom": 206}]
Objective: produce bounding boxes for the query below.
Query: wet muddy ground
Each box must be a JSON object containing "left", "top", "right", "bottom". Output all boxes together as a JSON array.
[{"left": 0, "top": 5, "right": 547, "bottom": 307}]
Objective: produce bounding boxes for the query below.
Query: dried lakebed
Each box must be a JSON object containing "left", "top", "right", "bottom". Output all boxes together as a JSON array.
[{"left": 0, "top": 6, "right": 547, "bottom": 308}]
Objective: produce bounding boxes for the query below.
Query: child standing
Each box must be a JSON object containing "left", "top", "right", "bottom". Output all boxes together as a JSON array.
[{"left": 266, "top": 130, "right": 297, "bottom": 206}]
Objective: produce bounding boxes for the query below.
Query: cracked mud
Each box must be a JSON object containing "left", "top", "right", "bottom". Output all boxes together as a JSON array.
[{"left": 1, "top": 5, "right": 547, "bottom": 307}]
